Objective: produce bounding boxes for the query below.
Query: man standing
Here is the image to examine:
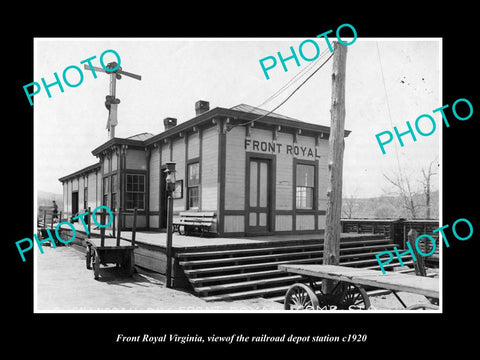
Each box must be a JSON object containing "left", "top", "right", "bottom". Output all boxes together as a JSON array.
[{"left": 52, "top": 200, "right": 58, "bottom": 221}]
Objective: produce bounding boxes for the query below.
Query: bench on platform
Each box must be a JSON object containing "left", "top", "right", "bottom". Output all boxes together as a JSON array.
[{"left": 173, "top": 211, "right": 215, "bottom": 236}]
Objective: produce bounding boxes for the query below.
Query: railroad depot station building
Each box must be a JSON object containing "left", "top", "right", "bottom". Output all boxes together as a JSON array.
[{"left": 59, "top": 101, "right": 350, "bottom": 237}]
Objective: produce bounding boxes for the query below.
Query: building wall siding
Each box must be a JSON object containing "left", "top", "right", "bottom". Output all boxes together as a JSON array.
[
  {"left": 96, "top": 170, "right": 102, "bottom": 207},
  {"left": 149, "top": 215, "right": 159, "bottom": 228},
  {"left": 161, "top": 142, "right": 171, "bottom": 165},
  {"left": 201, "top": 126, "right": 218, "bottom": 211},
  {"left": 224, "top": 215, "right": 244, "bottom": 233},
  {"left": 187, "top": 132, "right": 200, "bottom": 159},
  {"left": 172, "top": 137, "right": 186, "bottom": 212},
  {"left": 296, "top": 214, "right": 315, "bottom": 230},
  {"left": 149, "top": 147, "right": 160, "bottom": 212},
  {"left": 275, "top": 132, "right": 293, "bottom": 211},
  {"left": 63, "top": 183, "right": 68, "bottom": 217},
  {"left": 317, "top": 139, "right": 329, "bottom": 213},
  {"left": 275, "top": 215, "right": 293, "bottom": 231},
  {"left": 225, "top": 126, "right": 245, "bottom": 211},
  {"left": 78, "top": 177, "right": 84, "bottom": 210},
  {"left": 125, "top": 149, "right": 147, "bottom": 170},
  {"left": 87, "top": 172, "right": 97, "bottom": 210},
  {"left": 111, "top": 152, "right": 117, "bottom": 171}
]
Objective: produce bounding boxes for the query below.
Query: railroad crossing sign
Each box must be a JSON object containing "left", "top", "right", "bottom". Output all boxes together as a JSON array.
[{"left": 84, "top": 62, "right": 142, "bottom": 139}]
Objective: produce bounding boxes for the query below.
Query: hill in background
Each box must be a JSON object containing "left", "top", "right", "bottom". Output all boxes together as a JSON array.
[
  {"left": 37, "top": 190, "right": 63, "bottom": 212},
  {"left": 342, "top": 190, "right": 439, "bottom": 220}
]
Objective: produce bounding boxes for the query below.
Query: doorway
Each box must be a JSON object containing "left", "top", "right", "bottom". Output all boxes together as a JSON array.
[
  {"left": 247, "top": 157, "right": 272, "bottom": 233},
  {"left": 160, "top": 168, "right": 168, "bottom": 229},
  {"left": 71, "top": 191, "right": 79, "bottom": 220}
]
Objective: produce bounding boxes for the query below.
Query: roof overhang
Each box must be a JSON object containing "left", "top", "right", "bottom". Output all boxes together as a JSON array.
[
  {"left": 58, "top": 162, "right": 101, "bottom": 183},
  {"left": 145, "top": 106, "right": 351, "bottom": 147}
]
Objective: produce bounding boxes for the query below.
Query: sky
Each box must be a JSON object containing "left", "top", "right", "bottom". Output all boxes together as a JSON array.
[{"left": 34, "top": 37, "right": 441, "bottom": 198}]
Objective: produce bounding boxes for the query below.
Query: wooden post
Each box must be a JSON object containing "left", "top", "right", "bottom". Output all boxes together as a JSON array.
[
  {"left": 116, "top": 208, "right": 122, "bottom": 246},
  {"left": 100, "top": 210, "right": 105, "bottom": 247},
  {"left": 132, "top": 207, "right": 137, "bottom": 247},
  {"left": 112, "top": 208, "right": 116, "bottom": 239},
  {"left": 408, "top": 229, "right": 426, "bottom": 276},
  {"left": 87, "top": 207, "right": 91, "bottom": 238},
  {"left": 166, "top": 195, "right": 173, "bottom": 288},
  {"left": 323, "top": 42, "right": 348, "bottom": 294}
]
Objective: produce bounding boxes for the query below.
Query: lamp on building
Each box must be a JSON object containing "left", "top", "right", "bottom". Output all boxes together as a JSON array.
[
  {"left": 164, "top": 162, "right": 176, "bottom": 288},
  {"left": 164, "top": 162, "right": 176, "bottom": 193}
]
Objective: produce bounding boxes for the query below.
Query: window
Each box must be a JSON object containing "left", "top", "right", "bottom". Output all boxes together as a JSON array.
[
  {"left": 111, "top": 174, "right": 117, "bottom": 210},
  {"left": 103, "top": 176, "right": 109, "bottom": 207},
  {"left": 296, "top": 164, "right": 315, "bottom": 209},
  {"left": 126, "top": 174, "right": 145, "bottom": 210},
  {"left": 187, "top": 162, "right": 200, "bottom": 209}
]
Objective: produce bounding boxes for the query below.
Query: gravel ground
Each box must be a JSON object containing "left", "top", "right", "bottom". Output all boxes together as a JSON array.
[{"left": 35, "top": 245, "right": 437, "bottom": 312}]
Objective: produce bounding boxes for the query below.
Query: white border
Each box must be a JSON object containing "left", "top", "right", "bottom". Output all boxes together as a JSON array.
[{"left": 33, "top": 37, "right": 443, "bottom": 314}]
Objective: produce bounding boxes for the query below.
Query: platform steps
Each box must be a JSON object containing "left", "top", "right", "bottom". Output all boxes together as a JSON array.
[{"left": 176, "top": 235, "right": 414, "bottom": 302}]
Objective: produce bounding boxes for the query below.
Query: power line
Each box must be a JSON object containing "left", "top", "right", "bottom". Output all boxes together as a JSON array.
[
  {"left": 256, "top": 50, "right": 331, "bottom": 109},
  {"left": 375, "top": 41, "right": 405, "bottom": 182},
  {"left": 228, "top": 51, "right": 334, "bottom": 131}
]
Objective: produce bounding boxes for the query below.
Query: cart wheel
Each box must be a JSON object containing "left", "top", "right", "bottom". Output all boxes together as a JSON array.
[
  {"left": 337, "top": 283, "right": 371, "bottom": 310},
  {"left": 407, "top": 303, "right": 439, "bottom": 310},
  {"left": 284, "top": 283, "right": 320, "bottom": 310},
  {"left": 93, "top": 250, "right": 100, "bottom": 280},
  {"left": 85, "top": 246, "right": 92, "bottom": 270}
]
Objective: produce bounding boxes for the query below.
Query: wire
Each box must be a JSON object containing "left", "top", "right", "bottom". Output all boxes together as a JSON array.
[
  {"left": 375, "top": 41, "right": 405, "bottom": 182},
  {"left": 256, "top": 50, "right": 331, "bottom": 109},
  {"left": 228, "top": 51, "right": 334, "bottom": 131}
]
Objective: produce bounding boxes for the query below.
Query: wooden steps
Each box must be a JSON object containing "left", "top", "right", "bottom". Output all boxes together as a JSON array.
[{"left": 176, "top": 235, "right": 415, "bottom": 302}]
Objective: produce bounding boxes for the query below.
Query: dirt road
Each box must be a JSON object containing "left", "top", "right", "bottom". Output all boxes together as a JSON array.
[
  {"left": 35, "top": 245, "right": 283, "bottom": 311},
  {"left": 35, "top": 245, "right": 434, "bottom": 312}
]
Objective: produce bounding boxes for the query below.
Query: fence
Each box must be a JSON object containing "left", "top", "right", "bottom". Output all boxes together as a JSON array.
[{"left": 341, "top": 218, "right": 440, "bottom": 251}]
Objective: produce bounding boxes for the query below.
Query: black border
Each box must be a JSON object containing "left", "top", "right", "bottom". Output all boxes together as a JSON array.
[{"left": 8, "top": 6, "right": 479, "bottom": 355}]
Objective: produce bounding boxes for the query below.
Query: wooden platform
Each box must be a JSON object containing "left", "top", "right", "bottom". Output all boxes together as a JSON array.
[
  {"left": 55, "top": 223, "right": 429, "bottom": 301},
  {"left": 60, "top": 221, "right": 385, "bottom": 250}
]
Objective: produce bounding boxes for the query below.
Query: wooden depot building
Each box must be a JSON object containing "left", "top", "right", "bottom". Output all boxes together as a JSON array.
[{"left": 59, "top": 100, "right": 350, "bottom": 237}]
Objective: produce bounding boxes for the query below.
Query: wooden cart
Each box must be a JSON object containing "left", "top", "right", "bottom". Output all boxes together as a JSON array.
[
  {"left": 85, "top": 208, "right": 138, "bottom": 280},
  {"left": 279, "top": 264, "right": 439, "bottom": 310},
  {"left": 86, "top": 238, "right": 137, "bottom": 279}
]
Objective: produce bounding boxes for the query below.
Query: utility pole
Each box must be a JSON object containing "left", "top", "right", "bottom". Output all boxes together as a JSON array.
[{"left": 323, "top": 41, "right": 348, "bottom": 294}]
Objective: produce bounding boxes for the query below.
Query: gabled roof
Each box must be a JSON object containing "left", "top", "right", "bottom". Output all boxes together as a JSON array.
[
  {"left": 90, "top": 103, "right": 350, "bottom": 156},
  {"left": 230, "top": 104, "right": 301, "bottom": 122},
  {"left": 127, "top": 132, "right": 154, "bottom": 141}
]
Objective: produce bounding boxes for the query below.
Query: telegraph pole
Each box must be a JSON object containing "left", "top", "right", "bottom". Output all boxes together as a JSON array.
[{"left": 323, "top": 41, "right": 348, "bottom": 294}]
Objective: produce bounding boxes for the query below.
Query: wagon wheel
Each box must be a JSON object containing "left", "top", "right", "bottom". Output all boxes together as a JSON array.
[
  {"left": 85, "top": 245, "right": 92, "bottom": 270},
  {"left": 336, "top": 283, "right": 371, "bottom": 310},
  {"left": 407, "top": 303, "right": 439, "bottom": 310},
  {"left": 284, "top": 283, "right": 320, "bottom": 310},
  {"left": 93, "top": 250, "right": 100, "bottom": 280}
]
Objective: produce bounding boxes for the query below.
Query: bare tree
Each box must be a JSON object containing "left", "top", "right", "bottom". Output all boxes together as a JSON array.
[
  {"left": 419, "top": 157, "right": 438, "bottom": 219},
  {"left": 342, "top": 194, "right": 356, "bottom": 219},
  {"left": 383, "top": 171, "right": 420, "bottom": 219}
]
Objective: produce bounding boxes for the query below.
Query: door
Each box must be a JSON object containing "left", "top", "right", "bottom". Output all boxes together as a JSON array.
[
  {"left": 71, "top": 191, "right": 79, "bottom": 218},
  {"left": 160, "top": 169, "right": 168, "bottom": 229},
  {"left": 247, "top": 158, "right": 271, "bottom": 233}
]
